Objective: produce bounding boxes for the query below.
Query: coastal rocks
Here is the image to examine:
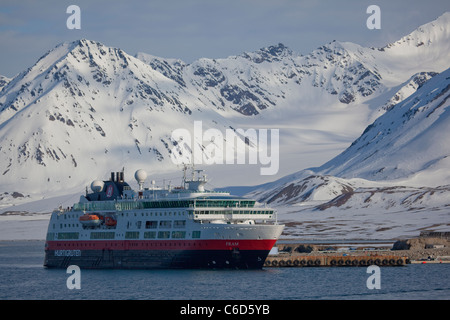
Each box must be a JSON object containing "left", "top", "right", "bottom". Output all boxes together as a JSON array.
[{"left": 392, "top": 237, "right": 449, "bottom": 250}]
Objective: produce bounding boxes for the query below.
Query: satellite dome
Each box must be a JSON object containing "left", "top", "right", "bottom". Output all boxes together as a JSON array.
[
  {"left": 91, "top": 180, "right": 104, "bottom": 192},
  {"left": 134, "top": 169, "right": 147, "bottom": 184}
]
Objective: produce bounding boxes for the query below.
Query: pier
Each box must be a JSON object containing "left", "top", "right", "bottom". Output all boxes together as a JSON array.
[
  {"left": 264, "top": 236, "right": 450, "bottom": 267},
  {"left": 264, "top": 254, "right": 408, "bottom": 267},
  {"left": 264, "top": 240, "right": 409, "bottom": 267}
]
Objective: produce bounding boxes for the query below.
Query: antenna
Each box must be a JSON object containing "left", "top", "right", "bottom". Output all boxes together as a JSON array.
[{"left": 182, "top": 165, "right": 188, "bottom": 189}]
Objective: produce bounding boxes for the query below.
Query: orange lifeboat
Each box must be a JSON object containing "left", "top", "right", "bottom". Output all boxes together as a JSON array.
[
  {"left": 79, "top": 214, "right": 102, "bottom": 227},
  {"left": 105, "top": 216, "right": 117, "bottom": 227}
]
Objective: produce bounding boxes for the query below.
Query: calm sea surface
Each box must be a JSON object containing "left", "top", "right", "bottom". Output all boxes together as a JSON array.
[{"left": 0, "top": 240, "right": 449, "bottom": 300}]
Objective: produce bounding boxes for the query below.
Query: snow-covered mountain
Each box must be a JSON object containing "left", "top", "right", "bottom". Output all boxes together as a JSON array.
[
  {"left": 0, "top": 39, "right": 242, "bottom": 197},
  {"left": 248, "top": 67, "right": 450, "bottom": 211},
  {"left": 245, "top": 66, "right": 450, "bottom": 239},
  {"left": 318, "top": 68, "right": 450, "bottom": 185},
  {"left": 1, "top": 12, "right": 449, "bottom": 211},
  {"left": 0, "top": 75, "right": 10, "bottom": 92}
]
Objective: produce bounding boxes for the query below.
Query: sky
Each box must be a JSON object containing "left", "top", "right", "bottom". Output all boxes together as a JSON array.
[{"left": 1, "top": 0, "right": 449, "bottom": 78}]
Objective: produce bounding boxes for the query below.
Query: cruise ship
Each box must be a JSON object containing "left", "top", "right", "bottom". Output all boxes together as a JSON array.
[{"left": 43, "top": 168, "right": 284, "bottom": 269}]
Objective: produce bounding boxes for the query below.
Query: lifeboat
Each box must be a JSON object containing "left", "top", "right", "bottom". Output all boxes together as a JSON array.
[
  {"left": 105, "top": 216, "right": 117, "bottom": 227},
  {"left": 79, "top": 214, "right": 102, "bottom": 227}
]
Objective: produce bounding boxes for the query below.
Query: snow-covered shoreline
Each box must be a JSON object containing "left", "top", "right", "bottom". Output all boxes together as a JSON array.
[{"left": 0, "top": 213, "right": 50, "bottom": 240}]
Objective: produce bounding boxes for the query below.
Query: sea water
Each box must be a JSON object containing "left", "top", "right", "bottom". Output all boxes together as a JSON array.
[{"left": 0, "top": 240, "right": 449, "bottom": 300}]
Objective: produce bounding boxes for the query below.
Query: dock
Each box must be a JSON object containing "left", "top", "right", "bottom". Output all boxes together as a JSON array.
[
  {"left": 409, "top": 256, "right": 450, "bottom": 264},
  {"left": 264, "top": 254, "right": 409, "bottom": 267},
  {"left": 264, "top": 236, "right": 450, "bottom": 267}
]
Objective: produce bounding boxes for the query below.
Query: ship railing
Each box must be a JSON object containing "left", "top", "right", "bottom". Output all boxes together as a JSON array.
[
  {"left": 190, "top": 199, "right": 256, "bottom": 208},
  {"left": 53, "top": 205, "right": 77, "bottom": 216},
  {"left": 190, "top": 208, "right": 275, "bottom": 221},
  {"left": 72, "top": 198, "right": 259, "bottom": 212},
  {"left": 72, "top": 202, "right": 117, "bottom": 212}
]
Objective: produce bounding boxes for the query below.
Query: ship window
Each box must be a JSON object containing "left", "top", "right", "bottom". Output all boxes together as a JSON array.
[
  {"left": 159, "top": 220, "right": 172, "bottom": 228},
  {"left": 173, "top": 220, "right": 186, "bottom": 228},
  {"left": 158, "top": 231, "right": 170, "bottom": 239},
  {"left": 144, "top": 231, "right": 156, "bottom": 239},
  {"left": 125, "top": 231, "right": 139, "bottom": 239},
  {"left": 172, "top": 231, "right": 185, "bottom": 239},
  {"left": 145, "top": 221, "right": 158, "bottom": 229},
  {"left": 192, "top": 231, "right": 201, "bottom": 239},
  {"left": 90, "top": 232, "right": 115, "bottom": 240}
]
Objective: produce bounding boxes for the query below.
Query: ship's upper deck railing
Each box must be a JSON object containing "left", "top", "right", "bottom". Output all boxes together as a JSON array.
[
  {"left": 72, "top": 198, "right": 262, "bottom": 212},
  {"left": 190, "top": 207, "right": 275, "bottom": 221},
  {"left": 123, "top": 186, "right": 230, "bottom": 200}
]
